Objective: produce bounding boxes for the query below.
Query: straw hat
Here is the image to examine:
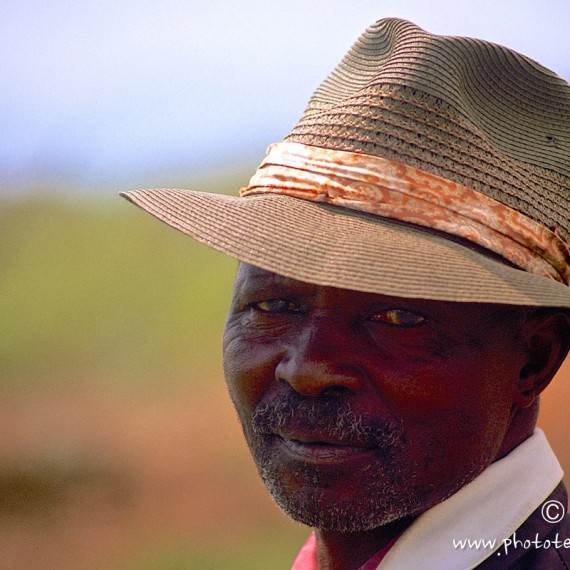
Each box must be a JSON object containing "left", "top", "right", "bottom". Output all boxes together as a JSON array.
[{"left": 121, "top": 18, "right": 570, "bottom": 307}]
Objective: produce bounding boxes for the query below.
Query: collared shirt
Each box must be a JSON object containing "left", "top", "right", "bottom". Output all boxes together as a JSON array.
[{"left": 291, "top": 429, "right": 562, "bottom": 570}]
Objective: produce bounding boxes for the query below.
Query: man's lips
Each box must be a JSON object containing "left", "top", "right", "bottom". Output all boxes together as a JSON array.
[{"left": 271, "top": 432, "right": 375, "bottom": 465}]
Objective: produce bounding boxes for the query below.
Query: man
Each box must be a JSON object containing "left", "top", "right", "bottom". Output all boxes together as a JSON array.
[{"left": 121, "top": 18, "right": 570, "bottom": 569}]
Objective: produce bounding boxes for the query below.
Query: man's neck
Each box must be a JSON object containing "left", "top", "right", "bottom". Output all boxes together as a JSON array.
[
  {"left": 495, "top": 406, "right": 537, "bottom": 461},
  {"left": 314, "top": 517, "right": 414, "bottom": 570}
]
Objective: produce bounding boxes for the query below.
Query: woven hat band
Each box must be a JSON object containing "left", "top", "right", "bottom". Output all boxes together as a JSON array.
[{"left": 241, "top": 142, "right": 570, "bottom": 285}]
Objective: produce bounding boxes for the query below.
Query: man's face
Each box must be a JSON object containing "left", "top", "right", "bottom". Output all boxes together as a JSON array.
[{"left": 223, "top": 264, "right": 526, "bottom": 532}]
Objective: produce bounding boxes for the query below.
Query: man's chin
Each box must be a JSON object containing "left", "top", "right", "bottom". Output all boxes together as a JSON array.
[
  {"left": 268, "top": 483, "right": 415, "bottom": 532},
  {"left": 258, "top": 465, "right": 419, "bottom": 533}
]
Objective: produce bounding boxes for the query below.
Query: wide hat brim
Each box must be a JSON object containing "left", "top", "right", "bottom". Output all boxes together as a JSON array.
[{"left": 120, "top": 188, "right": 570, "bottom": 308}]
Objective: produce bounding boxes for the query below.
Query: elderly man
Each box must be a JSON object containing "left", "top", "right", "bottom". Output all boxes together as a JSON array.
[{"left": 122, "top": 18, "right": 570, "bottom": 570}]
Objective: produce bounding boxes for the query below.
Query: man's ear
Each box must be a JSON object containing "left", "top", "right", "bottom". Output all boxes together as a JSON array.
[{"left": 515, "top": 310, "right": 570, "bottom": 408}]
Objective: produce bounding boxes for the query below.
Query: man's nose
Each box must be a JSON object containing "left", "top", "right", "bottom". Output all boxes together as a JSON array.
[{"left": 275, "top": 316, "right": 363, "bottom": 396}]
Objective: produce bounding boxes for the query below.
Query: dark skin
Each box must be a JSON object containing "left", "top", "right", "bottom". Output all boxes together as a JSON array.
[{"left": 223, "top": 263, "right": 570, "bottom": 570}]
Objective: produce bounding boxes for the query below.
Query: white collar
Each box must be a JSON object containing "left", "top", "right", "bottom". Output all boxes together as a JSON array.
[{"left": 378, "top": 429, "right": 563, "bottom": 569}]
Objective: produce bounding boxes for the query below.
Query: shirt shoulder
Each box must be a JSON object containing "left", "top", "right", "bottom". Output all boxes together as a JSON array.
[{"left": 477, "top": 482, "right": 570, "bottom": 569}]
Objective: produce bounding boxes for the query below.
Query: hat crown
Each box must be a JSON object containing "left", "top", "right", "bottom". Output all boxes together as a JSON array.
[
  {"left": 286, "top": 18, "right": 570, "bottom": 242},
  {"left": 122, "top": 18, "right": 570, "bottom": 307}
]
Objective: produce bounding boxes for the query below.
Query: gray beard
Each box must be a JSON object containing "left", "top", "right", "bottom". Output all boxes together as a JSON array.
[
  {"left": 257, "top": 455, "right": 416, "bottom": 531},
  {"left": 247, "top": 396, "right": 415, "bottom": 531},
  {"left": 245, "top": 395, "right": 486, "bottom": 532}
]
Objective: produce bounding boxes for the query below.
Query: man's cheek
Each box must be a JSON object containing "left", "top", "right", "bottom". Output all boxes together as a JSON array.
[
  {"left": 378, "top": 364, "right": 465, "bottom": 417},
  {"left": 223, "top": 341, "right": 278, "bottom": 409}
]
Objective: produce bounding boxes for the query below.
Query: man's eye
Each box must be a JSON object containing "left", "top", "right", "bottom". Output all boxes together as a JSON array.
[
  {"left": 250, "top": 299, "right": 302, "bottom": 314},
  {"left": 368, "top": 309, "right": 426, "bottom": 327}
]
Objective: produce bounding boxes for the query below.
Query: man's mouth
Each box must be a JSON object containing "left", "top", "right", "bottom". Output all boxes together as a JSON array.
[
  {"left": 250, "top": 397, "right": 406, "bottom": 465},
  {"left": 273, "top": 433, "right": 375, "bottom": 465}
]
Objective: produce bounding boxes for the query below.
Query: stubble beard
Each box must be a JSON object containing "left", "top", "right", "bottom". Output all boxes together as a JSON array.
[{"left": 244, "top": 395, "right": 424, "bottom": 532}]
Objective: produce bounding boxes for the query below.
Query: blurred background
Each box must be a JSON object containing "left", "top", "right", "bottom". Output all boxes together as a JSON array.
[{"left": 2, "top": 1, "right": 570, "bottom": 568}]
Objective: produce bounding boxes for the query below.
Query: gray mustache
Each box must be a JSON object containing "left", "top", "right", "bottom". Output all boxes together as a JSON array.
[{"left": 251, "top": 394, "right": 405, "bottom": 450}]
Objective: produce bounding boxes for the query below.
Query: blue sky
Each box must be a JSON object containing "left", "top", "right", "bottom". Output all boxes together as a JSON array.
[{"left": 2, "top": 0, "right": 569, "bottom": 195}]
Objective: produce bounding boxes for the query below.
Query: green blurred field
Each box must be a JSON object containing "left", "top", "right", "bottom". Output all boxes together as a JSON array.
[{"left": 1, "top": 192, "right": 237, "bottom": 389}]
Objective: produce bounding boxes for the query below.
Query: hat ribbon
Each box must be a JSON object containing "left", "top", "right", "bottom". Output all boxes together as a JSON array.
[{"left": 240, "top": 142, "right": 570, "bottom": 286}]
